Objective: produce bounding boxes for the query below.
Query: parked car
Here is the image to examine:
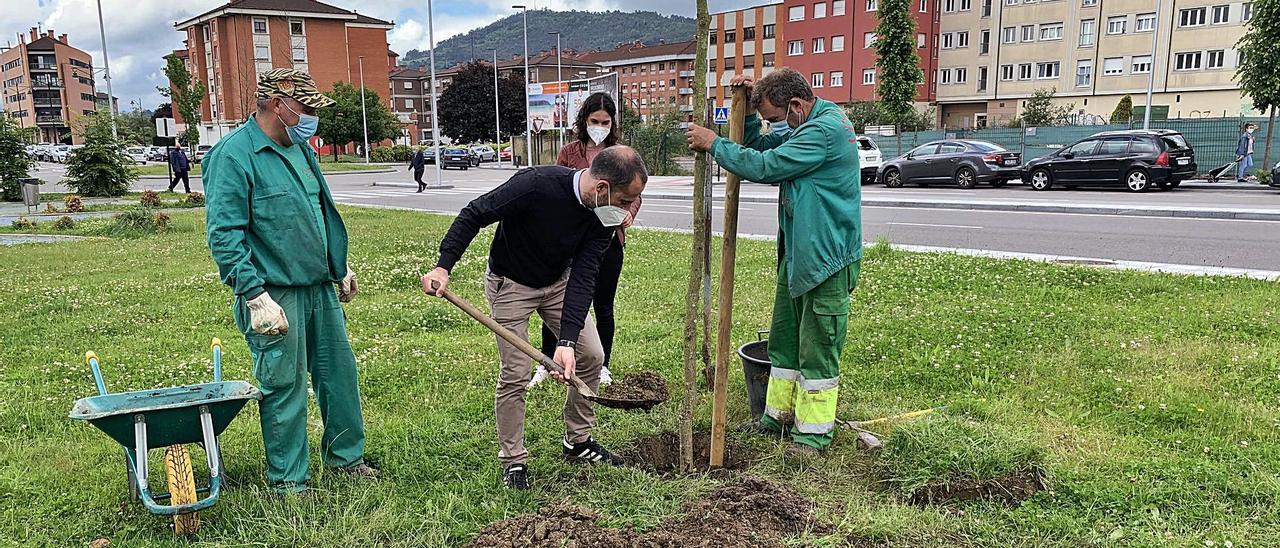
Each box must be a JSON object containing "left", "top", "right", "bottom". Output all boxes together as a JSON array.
[
  {"left": 24, "top": 145, "right": 36, "bottom": 157},
  {"left": 37, "top": 144, "right": 63, "bottom": 162},
  {"left": 146, "top": 146, "right": 168, "bottom": 162},
  {"left": 499, "top": 147, "right": 511, "bottom": 161},
  {"left": 125, "top": 146, "right": 149, "bottom": 164},
  {"left": 50, "top": 145, "right": 73, "bottom": 163},
  {"left": 194, "top": 144, "right": 213, "bottom": 162},
  {"left": 1022, "top": 130, "right": 1196, "bottom": 192},
  {"left": 424, "top": 147, "right": 437, "bottom": 164},
  {"left": 440, "top": 147, "right": 472, "bottom": 170},
  {"left": 878, "top": 140, "right": 1021, "bottom": 189},
  {"left": 471, "top": 145, "right": 498, "bottom": 162},
  {"left": 856, "top": 136, "right": 882, "bottom": 185}
]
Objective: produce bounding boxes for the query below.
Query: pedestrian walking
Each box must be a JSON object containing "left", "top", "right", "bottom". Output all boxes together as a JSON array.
[
  {"left": 204, "top": 68, "right": 378, "bottom": 495},
  {"left": 168, "top": 146, "right": 191, "bottom": 193},
  {"left": 409, "top": 147, "right": 427, "bottom": 192},
  {"left": 1237, "top": 123, "right": 1257, "bottom": 182}
]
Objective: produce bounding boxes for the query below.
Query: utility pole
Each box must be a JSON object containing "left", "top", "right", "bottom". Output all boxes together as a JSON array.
[
  {"left": 1143, "top": 0, "right": 1161, "bottom": 130},
  {"left": 549, "top": 31, "right": 563, "bottom": 148},
  {"left": 94, "top": 0, "right": 117, "bottom": 139},
  {"left": 493, "top": 49, "right": 503, "bottom": 168},
  {"left": 358, "top": 56, "right": 370, "bottom": 163},
  {"left": 514, "top": 4, "right": 532, "bottom": 166},
  {"left": 428, "top": 0, "right": 443, "bottom": 186}
]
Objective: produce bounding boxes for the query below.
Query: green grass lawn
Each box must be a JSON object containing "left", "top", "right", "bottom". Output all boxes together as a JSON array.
[
  {"left": 2, "top": 208, "right": 1280, "bottom": 546},
  {"left": 133, "top": 161, "right": 386, "bottom": 177}
]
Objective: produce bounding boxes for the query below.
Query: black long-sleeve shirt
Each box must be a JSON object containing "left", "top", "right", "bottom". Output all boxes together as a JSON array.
[{"left": 436, "top": 166, "right": 612, "bottom": 343}]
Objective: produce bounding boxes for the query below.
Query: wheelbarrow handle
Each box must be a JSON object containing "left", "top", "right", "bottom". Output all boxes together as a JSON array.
[
  {"left": 84, "top": 351, "right": 108, "bottom": 396},
  {"left": 211, "top": 338, "right": 223, "bottom": 383},
  {"left": 431, "top": 282, "right": 596, "bottom": 398}
]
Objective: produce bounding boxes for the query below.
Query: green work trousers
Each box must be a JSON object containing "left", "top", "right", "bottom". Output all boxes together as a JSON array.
[
  {"left": 234, "top": 284, "right": 366, "bottom": 492},
  {"left": 761, "top": 261, "right": 860, "bottom": 449}
]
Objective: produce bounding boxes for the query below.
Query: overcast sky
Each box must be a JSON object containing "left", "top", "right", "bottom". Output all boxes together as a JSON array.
[{"left": 5, "top": 0, "right": 755, "bottom": 113}]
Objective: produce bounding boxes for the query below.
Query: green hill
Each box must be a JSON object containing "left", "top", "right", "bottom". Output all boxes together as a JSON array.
[{"left": 400, "top": 10, "right": 696, "bottom": 69}]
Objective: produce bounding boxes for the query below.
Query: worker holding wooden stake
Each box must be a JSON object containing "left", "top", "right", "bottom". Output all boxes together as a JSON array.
[{"left": 686, "top": 69, "right": 862, "bottom": 457}]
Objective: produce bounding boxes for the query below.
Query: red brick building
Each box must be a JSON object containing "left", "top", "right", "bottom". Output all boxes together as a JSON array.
[
  {"left": 579, "top": 40, "right": 697, "bottom": 123},
  {"left": 173, "top": 0, "right": 395, "bottom": 146},
  {"left": 0, "top": 28, "right": 99, "bottom": 144}
]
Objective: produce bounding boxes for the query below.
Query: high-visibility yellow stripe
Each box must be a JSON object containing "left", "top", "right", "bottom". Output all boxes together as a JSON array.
[
  {"left": 795, "top": 386, "right": 838, "bottom": 431},
  {"left": 765, "top": 375, "right": 798, "bottom": 423}
]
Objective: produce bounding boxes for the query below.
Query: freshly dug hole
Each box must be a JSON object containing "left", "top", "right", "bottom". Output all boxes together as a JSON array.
[
  {"left": 596, "top": 370, "right": 669, "bottom": 411},
  {"left": 624, "top": 431, "right": 754, "bottom": 474}
]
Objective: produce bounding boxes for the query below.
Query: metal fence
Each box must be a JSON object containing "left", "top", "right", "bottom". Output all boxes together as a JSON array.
[{"left": 872, "top": 117, "right": 1280, "bottom": 175}]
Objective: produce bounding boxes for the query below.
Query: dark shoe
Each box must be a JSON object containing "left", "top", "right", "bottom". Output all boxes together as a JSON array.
[
  {"left": 503, "top": 463, "right": 531, "bottom": 490},
  {"left": 562, "top": 437, "right": 625, "bottom": 466},
  {"left": 736, "top": 420, "right": 783, "bottom": 438},
  {"left": 785, "top": 442, "right": 821, "bottom": 458},
  {"left": 333, "top": 461, "right": 380, "bottom": 479}
]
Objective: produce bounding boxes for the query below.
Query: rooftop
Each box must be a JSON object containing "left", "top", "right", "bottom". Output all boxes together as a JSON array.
[{"left": 176, "top": 0, "right": 393, "bottom": 29}]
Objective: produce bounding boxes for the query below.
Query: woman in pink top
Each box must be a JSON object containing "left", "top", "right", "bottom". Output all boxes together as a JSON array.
[{"left": 533, "top": 92, "right": 641, "bottom": 387}]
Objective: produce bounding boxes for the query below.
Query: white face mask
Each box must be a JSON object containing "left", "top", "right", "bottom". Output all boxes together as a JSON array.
[
  {"left": 587, "top": 126, "right": 610, "bottom": 145},
  {"left": 591, "top": 187, "right": 629, "bottom": 227}
]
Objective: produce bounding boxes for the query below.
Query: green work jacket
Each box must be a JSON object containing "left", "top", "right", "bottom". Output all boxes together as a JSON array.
[
  {"left": 711, "top": 98, "right": 862, "bottom": 298},
  {"left": 204, "top": 116, "right": 349, "bottom": 298}
]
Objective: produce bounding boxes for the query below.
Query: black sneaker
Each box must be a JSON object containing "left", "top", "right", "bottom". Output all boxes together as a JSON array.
[
  {"left": 562, "top": 437, "right": 625, "bottom": 466},
  {"left": 502, "top": 463, "right": 531, "bottom": 490}
]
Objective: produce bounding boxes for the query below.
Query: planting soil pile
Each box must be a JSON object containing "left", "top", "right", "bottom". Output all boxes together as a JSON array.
[
  {"left": 908, "top": 466, "right": 1047, "bottom": 506},
  {"left": 466, "top": 477, "right": 832, "bottom": 548},
  {"left": 595, "top": 371, "right": 669, "bottom": 411},
  {"left": 624, "top": 431, "right": 754, "bottom": 474}
]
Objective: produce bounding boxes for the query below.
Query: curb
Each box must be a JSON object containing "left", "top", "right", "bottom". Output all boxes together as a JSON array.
[
  {"left": 138, "top": 168, "right": 397, "bottom": 181},
  {"left": 371, "top": 181, "right": 456, "bottom": 190}
]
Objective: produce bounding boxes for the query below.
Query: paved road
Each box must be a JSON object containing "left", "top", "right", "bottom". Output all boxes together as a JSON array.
[{"left": 28, "top": 162, "right": 1280, "bottom": 272}]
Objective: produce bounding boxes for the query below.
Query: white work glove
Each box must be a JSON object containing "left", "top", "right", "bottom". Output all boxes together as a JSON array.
[
  {"left": 339, "top": 263, "right": 358, "bottom": 303},
  {"left": 246, "top": 292, "right": 289, "bottom": 336}
]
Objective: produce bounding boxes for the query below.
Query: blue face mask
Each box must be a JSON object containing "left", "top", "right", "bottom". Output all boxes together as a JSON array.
[
  {"left": 769, "top": 120, "right": 792, "bottom": 137},
  {"left": 279, "top": 101, "right": 319, "bottom": 145}
]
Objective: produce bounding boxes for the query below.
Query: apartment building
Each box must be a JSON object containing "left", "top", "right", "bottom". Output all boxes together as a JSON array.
[
  {"left": 937, "top": 0, "right": 1254, "bottom": 128},
  {"left": 710, "top": 2, "right": 785, "bottom": 107},
  {"left": 580, "top": 40, "right": 697, "bottom": 122},
  {"left": 0, "top": 28, "right": 99, "bottom": 144},
  {"left": 173, "top": 0, "right": 395, "bottom": 145}
]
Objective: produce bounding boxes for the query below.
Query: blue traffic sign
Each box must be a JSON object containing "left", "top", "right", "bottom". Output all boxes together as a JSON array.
[{"left": 713, "top": 106, "right": 730, "bottom": 125}]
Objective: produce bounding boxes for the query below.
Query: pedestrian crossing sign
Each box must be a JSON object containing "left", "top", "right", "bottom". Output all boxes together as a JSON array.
[{"left": 714, "top": 106, "right": 730, "bottom": 125}]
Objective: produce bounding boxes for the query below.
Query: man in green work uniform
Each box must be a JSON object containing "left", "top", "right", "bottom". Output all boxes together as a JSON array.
[
  {"left": 686, "top": 68, "right": 861, "bottom": 456},
  {"left": 205, "top": 69, "right": 378, "bottom": 493}
]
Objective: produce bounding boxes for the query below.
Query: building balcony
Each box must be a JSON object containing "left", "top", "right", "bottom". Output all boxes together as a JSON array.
[
  {"left": 30, "top": 78, "right": 63, "bottom": 89},
  {"left": 679, "top": 104, "right": 694, "bottom": 112},
  {"left": 36, "top": 114, "right": 64, "bottom": 125},
  {"left": 679, "top": 88, "right": 693, "bottom": 95},
  {"left": 678, "top": 70, "right": 694, "bottom": 77},
  {"left": 29, "top": 64, "right": 57, "bottom": 72}
]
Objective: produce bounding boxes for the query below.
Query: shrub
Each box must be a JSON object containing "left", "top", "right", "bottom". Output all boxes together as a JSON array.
[
  {"left": 371, "top": 144, "right": 413, "bottom": 163},
  {"left": 63, "top": 109, "right": 137, "bottom": 197},
  {"left": 63, "top": 195, "right": 84, "bottom": 213},
  {"left": 1252, "top": 168, "right": 1271, "bottom": 185},
  {"left": 0, "top": 114, "right": 34, "bottom": 202},
  {"left": 140, "top": 189, "right": 162, "bottom": 208},
  {"left": 153, "top": 211, "right": 171, "bottom": 231},
  {"left": 11, "top": 217, "right": 36, "bottom": 230},
  {"left": 53, "top": 216, "right": 76, "bottom": 230},
  {"left": 183, "top": 192, "right": 205, "bottom": 207},
  {"left": 112, "top": 209, "right": 157, "bottom": 233},
  {"left": 44, "top": 202, "right": 58, "bottom": 214}
]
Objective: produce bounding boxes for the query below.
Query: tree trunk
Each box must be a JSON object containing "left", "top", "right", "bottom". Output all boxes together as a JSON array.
[
  {"left": 680, "top": 0, "right": 712, "bottom": 474},
  {"left": 1265, "top": 106, "right": 1276, "bottom": 174}
]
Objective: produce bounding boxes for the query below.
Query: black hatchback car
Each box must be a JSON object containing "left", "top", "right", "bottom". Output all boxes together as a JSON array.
[
  {"left": 878, "top": 140, "right": 1022, "bottom": 189},
  {"left": 440, "top": 147, "right": 472, "bottom": 170},
  {"left": 1022, "top": 130, "right": 1196, "bottom": 192}
]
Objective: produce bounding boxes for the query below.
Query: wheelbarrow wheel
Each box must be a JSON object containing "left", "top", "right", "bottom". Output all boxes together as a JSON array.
[{"left": 164, "top": 445, "right": 201, "bottom": 536}]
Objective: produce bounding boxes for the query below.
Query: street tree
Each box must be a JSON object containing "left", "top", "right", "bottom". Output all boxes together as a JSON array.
[
  {"left": 1019, "top": 88, "right": 1074, "bottom": 127},
  {"left": 437, "top": 61, "right": 527, "bottom": 143},
  {"left": 65, "top": 110, "right": 136, "bottom": 197},
  {"left": 1237, "top": 2, "right": 1280, "bottom": 168},
  {"left": 873, "top": 0, "right": 924, "bottom": 130},
  {"left": 157, "top": 54, "right": 206, "bottom": 151},
  {"left": 117, "top": 108, "right": 157, "bottom": 145},
  {"left": 315, "top": 81, "right": 401, "bottom": 161},
  {"left": 1110, "top": 95, "right": 1134, "bottom": 123},
  {"left": 0, "top": 114, "right": 35, "bottom": 202}
]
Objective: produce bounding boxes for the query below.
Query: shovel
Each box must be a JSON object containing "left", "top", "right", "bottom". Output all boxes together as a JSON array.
[{"left": 432, "top": 282, "right": 664, "bottom": 410}]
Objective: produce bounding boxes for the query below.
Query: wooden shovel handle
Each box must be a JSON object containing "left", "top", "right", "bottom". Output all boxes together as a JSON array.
[{"left": 434, "top": 283, "right": 597, "bottom": 399}]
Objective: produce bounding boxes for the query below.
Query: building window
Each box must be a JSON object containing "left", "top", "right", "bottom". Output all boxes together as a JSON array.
[
  {"left": 202, "top": 25, "right": 210, "bottom": 41},
  {"left": 1180, "top": 7, "right": 1207, "bottom": 27},
  {"left": 404, "top": 99, "right": 413, "bottom": 109},
  {"left": 918, "top": 33, "right": 927, "bottom": 48},
  {"left": 1136, "top": 13, "right": 1156, "bottom": 32},
  {"left": 292, "top": 47, "right": 306, "bottom": 62},
  {"left": 944, "top": 0, "right": 956, "bottom": 11},
  {"left": 956, "top": 67, "right": 968, "bottom": 83},
  {"left": 920, "top": 0, "right": 928, "bottom": 12},
  {"left": 1107, "top": 16, "right": 1127, "bottom": 34},
  {"left": 812, "top": 72, "right": 824, "bottom": 87},
  {"left": 1081, "top": 0, "right": 1097, "bottom": 5},
  {"left": 1021, "top": 25, "right": 1035, "bottom": 42},
  {"left": 253, "top": 17, "right": 268, "bottom": 34},
  {"left": 763, "top": 53, "right": 776, "bottom": 67},
  {"left": 957, "top": 31, "right": 970, "bottom": 47},
  {"left": 743, "top": 56, "right": 755, "bottom": 69},
  {"left": 814, "top": 2, "right": 827, "bottom": 18},
  {"left": 1036, "top": 61, "right": 1060, "bottom": 79},
  {"left": 867, "top": 0, "right": 878, "bottom": 11},
  {"left": 710, "top": 32, "right": 717, "bottom": 45},
  {"left": 1212, "top": 5, "right": 1230, "bottom": 24},
  {"left": 709, "top": 58, "right": 716, "bottom": 71},
  {"left": 980, "top": 30, "right": 991, "bottom": 54},
  {"left": 1018, "top": 63, "right": 1033, "bottom": 80},
  {"left": 1103, "top": 57, "right": 1124, "bottom": 75},
  {"left": 290, "top": 19, "right": 304, "bottom": 35},
  {"left": 1175, "top": 51, "right": 1203, "bottom": 70},
  {"left": 942, "top": 33, "right": 954, "bottom": 49},
  {"left": 789, "top": 5, "right": 805, "bottom": 20},
  {"left": 1002, "top": 27, "right": 1017, "bottom": 43},
  {"left": 403, "top": 81, "right": 412, "bottom": 90},
  {"left": 866, "top": 32, "right": 878, "bottom": 48},
  {"left": 939, "top": 68, "right": 952, "bottom": 84},
  {"left": 812, "top": 37, "right": 825, "bottom": 53},
  {"left": 724, "top": 57, "right": 736, "bottom": 70},
  {"left": 833, "top": 0, "right": 846, "bottom": 15},
  {"left": 831, "top": 71, "right": 844, "bottom": 86},
  {"left": 744, "top": 27, "right": 756, "bottom": 40},
  {"left": 1039, "top": 23, "right": 1063, "bottom": 41},
  {"left": 1000, "top": 64, "right": 1014, "bottom": 80},
  {"left": 1079, "top": 19, "right": 1096, "bottom": 46},
  {"left": 1132, "top": 55, "right": 1152, "bottom": 73},
  {"left": 981, "top": 0, "right": 992, "bottom": 16},
  {"left": 763, "top": 24, "right": 776, "bottom": 38},
  {"left": 725, "top": 30, "right": 736, "bottom": 43},
  {"left": 1243, "top": 3, "right": 1254, "bottom": 22},
  {"left": 1237, "top": 50, "right": 1248, "bottom": 67},
  {"left": 1076, "top": 60, "right": 1092, "bottom": 86},
  {"left": 1207, "top": 49, "right": 1226, "bottom": 69},
  {"left": 978, "top": 66, "right": 989, "bottom": 90},
  {"left": 254, "top": 45, "right": 269, "bottom": 60},
  {"left": 833, "top": 35, "right": 846, "bottom": 51}
]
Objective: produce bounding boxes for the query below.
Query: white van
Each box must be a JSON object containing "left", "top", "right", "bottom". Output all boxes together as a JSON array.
[{"left": 856, "top": 135, "right": 882, "bottom": 185}]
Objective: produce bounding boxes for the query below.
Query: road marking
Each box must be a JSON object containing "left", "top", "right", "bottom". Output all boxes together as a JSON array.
[
  {"left": 866, "top": 205, "right": 1280, "bottom": 224},
  {"left": 885, "top": 222, "right": 983, "bottom": 229}
]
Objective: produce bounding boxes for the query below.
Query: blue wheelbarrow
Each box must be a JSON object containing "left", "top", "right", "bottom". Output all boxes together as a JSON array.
[{"left": 69, "top": 338, "right": 261, "bottom": 535}]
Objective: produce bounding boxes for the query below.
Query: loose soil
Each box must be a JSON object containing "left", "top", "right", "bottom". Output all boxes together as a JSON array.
[
  {"left": 624, "top": 431, "right": 754, "bottom": 474},
  {"left": 595, "top": 371, "right": 669, "bottom": 411},
  {"left": 908, "top": 466, "right": 1047, "bottom": 506},
  {"left": 466, "top": 477, "right": 832, "bottom": 548}
]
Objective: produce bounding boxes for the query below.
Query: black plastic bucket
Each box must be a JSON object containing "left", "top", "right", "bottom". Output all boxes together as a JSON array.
[{"left": 737, "top": 336, "right": 770, "bottom": 420}]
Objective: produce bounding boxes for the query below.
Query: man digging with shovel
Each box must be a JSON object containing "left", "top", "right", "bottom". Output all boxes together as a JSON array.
[
  {"left": 686, "top": 69, "right": 862, "bottom": 457},
  {"left": 421, "top": 146, "right": 648, "bottom": 490}
]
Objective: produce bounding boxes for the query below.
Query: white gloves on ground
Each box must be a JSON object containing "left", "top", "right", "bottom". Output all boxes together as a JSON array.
[
  {"left": 247, "top": 292, "right": 289, "bottom": 336},
  {"left": 339, "top": 263, "right": 358, "bottom": 303}
]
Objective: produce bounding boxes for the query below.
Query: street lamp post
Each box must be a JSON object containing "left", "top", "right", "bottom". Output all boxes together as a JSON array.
[
  {"left": 358, "top": 56, "right": 370, "bottom": 163},
  {"left": 548, "top": 31, "right": 563, "bottom": 148},
  {"left": 513, "top": 4, "right": 532, "bottom": 166},
  {"left": 94, "top": 0, "right": 117, "bottom": 139},
  {"left": 428, "top": 0, "right": 444, "bottom": 186},
  {"left": 492, "top": 49, "right": 503, "bottom": 168},
  {"left": 1142, "top": 0, "right": 1161, "bottom": 129}
]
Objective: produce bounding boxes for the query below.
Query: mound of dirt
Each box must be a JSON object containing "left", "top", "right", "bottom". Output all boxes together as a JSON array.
[
  {"left": 624, "top": 431, "right": 754, "bottom": 474},
  {"left": 909, "top": 466, "right": 1047, "bottom": 506},
  {"left": 596, "top": 371, "right": 669, "bottom": 411},
  {"left": 466, "top": 477, "right": 832, "bottom": 548}
]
